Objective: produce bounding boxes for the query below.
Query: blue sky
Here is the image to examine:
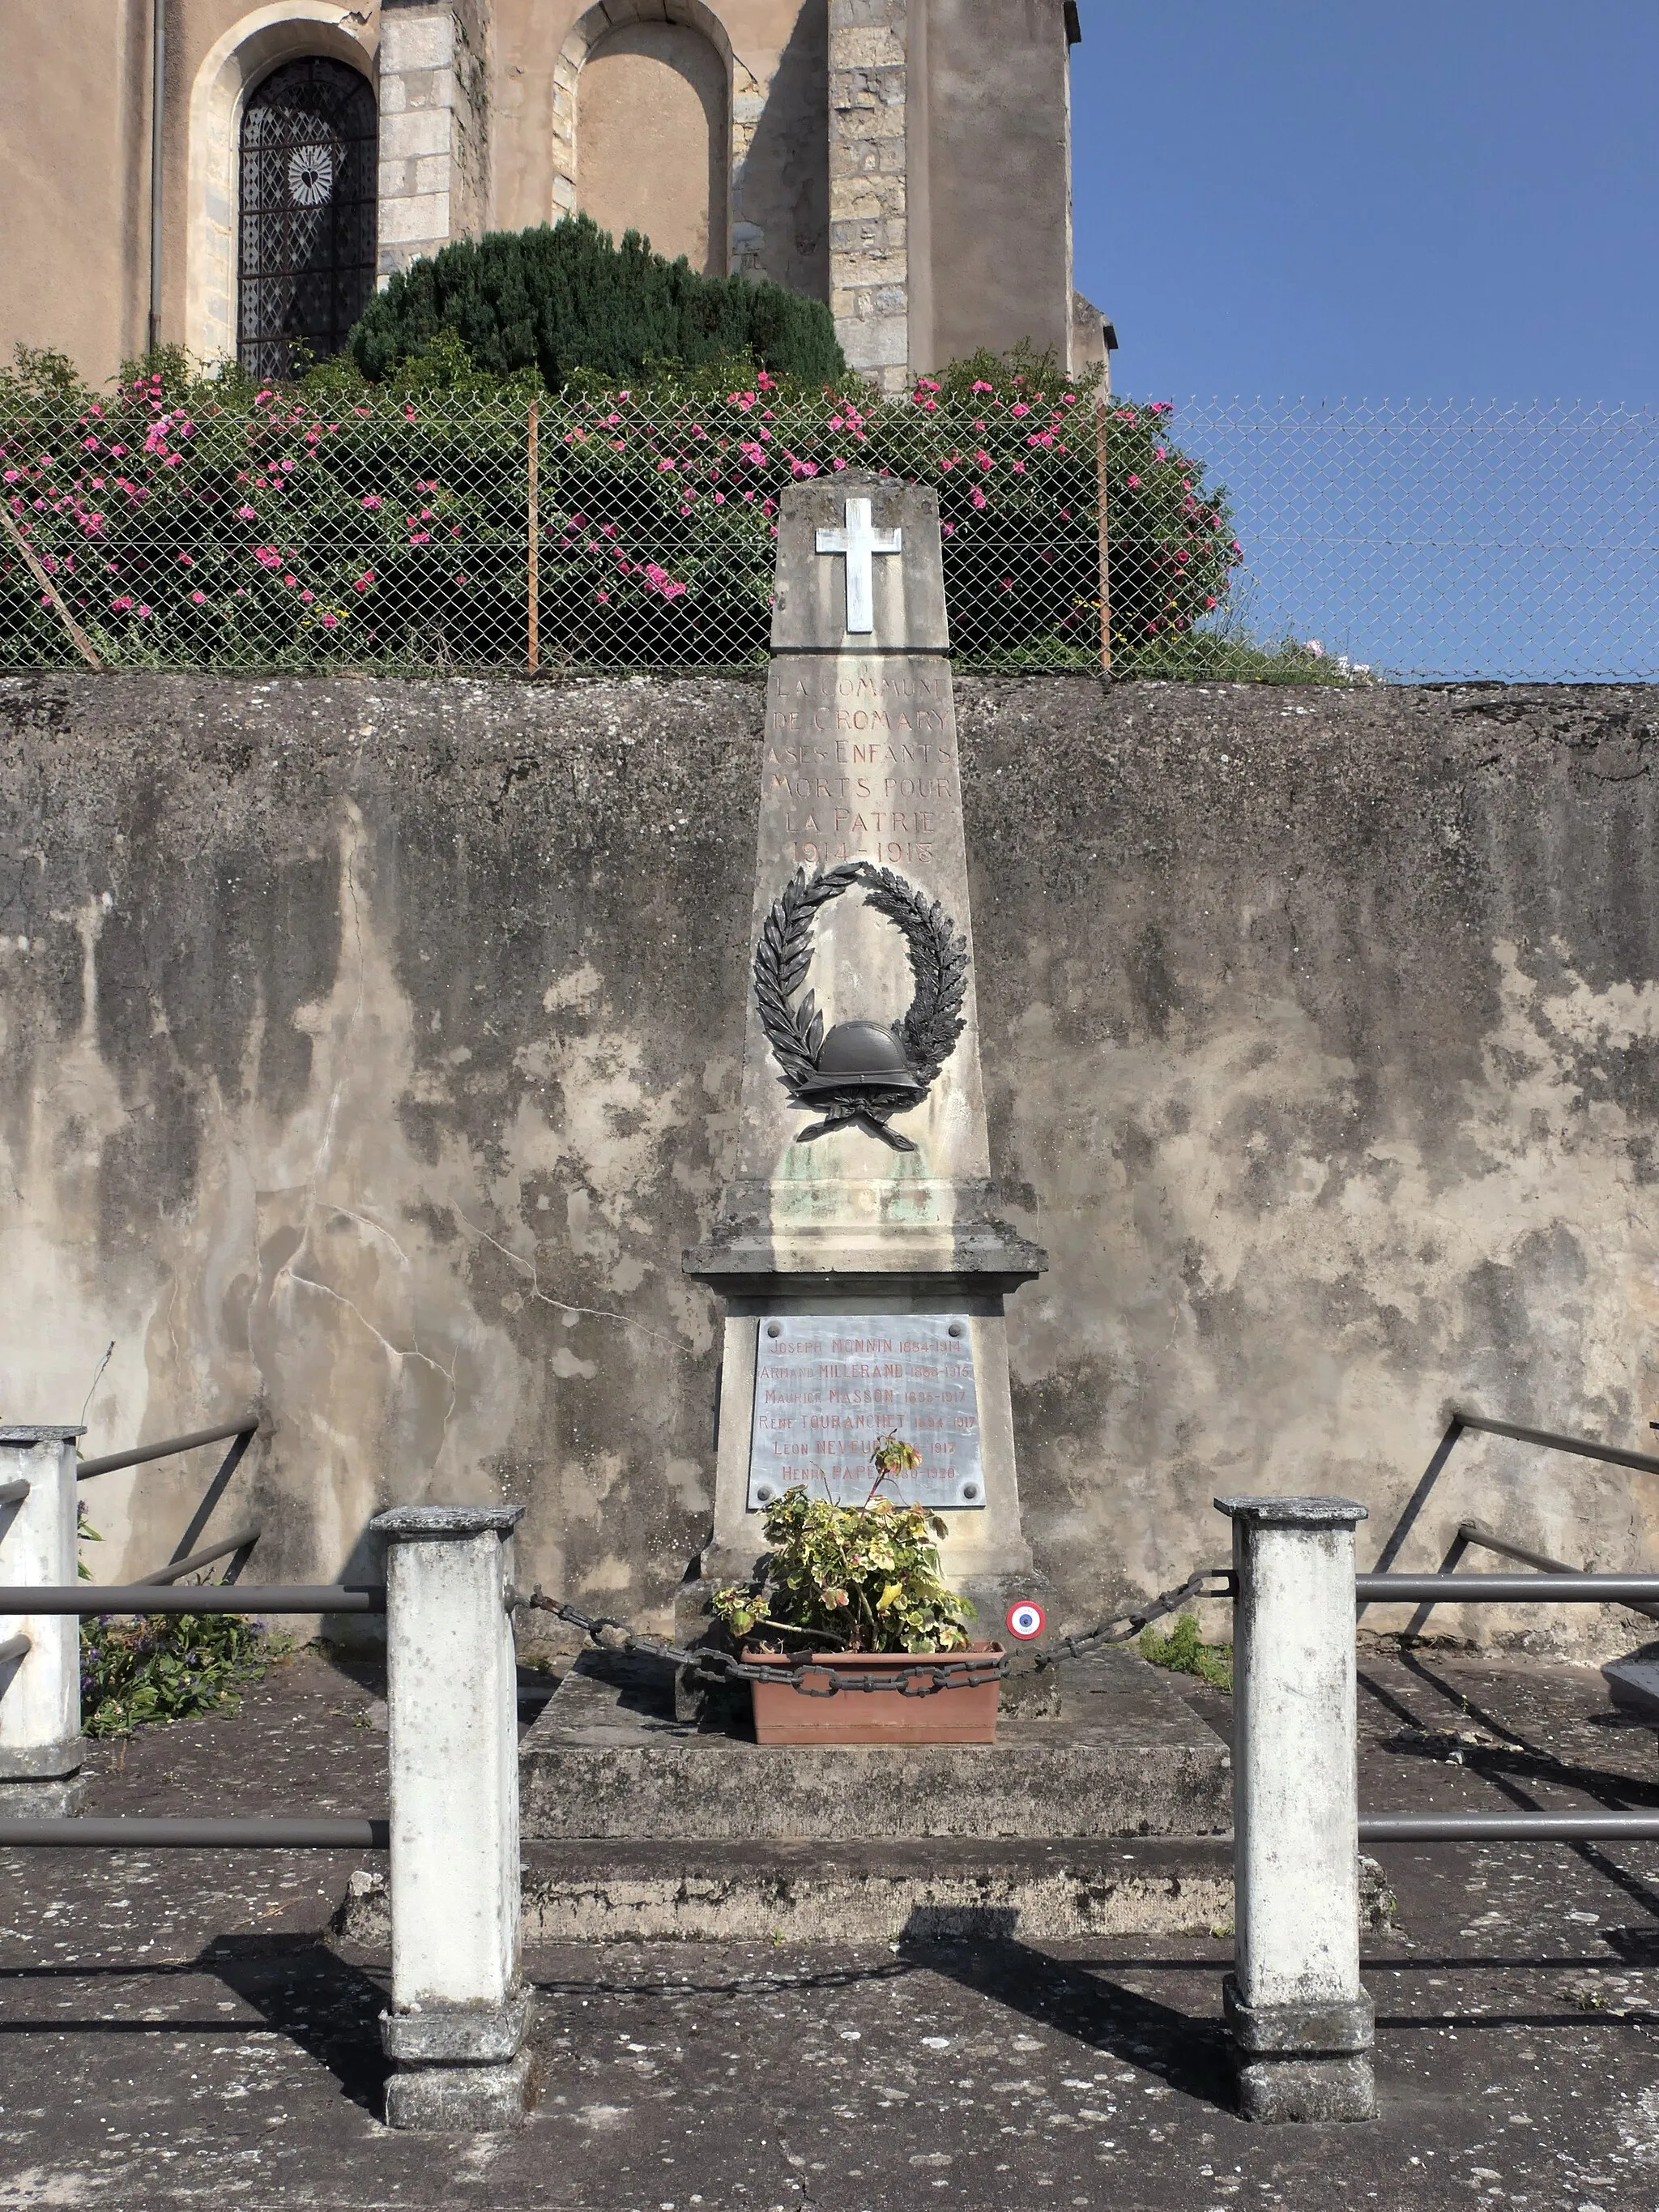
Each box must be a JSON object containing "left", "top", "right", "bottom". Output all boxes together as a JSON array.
[{"left": 1069, "top": 0, "right": 1659, "bottom": 405}]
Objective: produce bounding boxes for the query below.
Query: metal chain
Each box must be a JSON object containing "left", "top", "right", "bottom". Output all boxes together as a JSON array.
[
  {"left": 507, "top": 1563, "right": 1235, "bottom": 1698},
  {"left": 508, "top": 1590, "right": 1002, "bottom": 1696},
  {"left": 1024, "top": 1565, "right": 1236, "bottom": 1673}
]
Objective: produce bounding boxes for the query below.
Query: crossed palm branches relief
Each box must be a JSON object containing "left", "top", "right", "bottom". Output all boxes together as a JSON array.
[{"left": 753, "top": 862, "right": 970, "bottom": 1151}]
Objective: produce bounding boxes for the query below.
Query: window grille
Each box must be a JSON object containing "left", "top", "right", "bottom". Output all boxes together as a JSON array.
[{"left": 237, "top": 58, "right": 377, "bottom": 382}]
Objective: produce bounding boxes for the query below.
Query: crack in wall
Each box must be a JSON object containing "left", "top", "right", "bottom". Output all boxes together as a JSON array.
[
  {"left": 326, "top": 1203, "right": 414, "bottom": 1268},
  {"left": 284, "top": 1271, "right": 459, "bottom": 1428},
  {"left": 454, "top": 1209, "right": 692, "bottom": 1356}
]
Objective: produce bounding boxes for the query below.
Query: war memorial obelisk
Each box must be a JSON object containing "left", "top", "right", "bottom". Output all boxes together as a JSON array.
[{"left": 684, "top": 474, "right": 1047, "bottom": 1624}]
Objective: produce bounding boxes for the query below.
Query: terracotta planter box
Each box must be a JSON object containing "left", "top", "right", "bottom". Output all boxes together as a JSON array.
[{"left": 744, "top": 1645, "right": 1004, "bottom": 1745}]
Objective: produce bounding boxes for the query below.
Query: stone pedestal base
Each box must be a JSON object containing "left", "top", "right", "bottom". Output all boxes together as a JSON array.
[
  {"left": 0, "top": 1770, "right": 86, "bottom": 1817},
  {"left": 381, "top": 1989, "right": 535, "bottom": 2132},
  {"left": 527, "top": 1642, "right": 1231, "bottom": 1842},
  {"left": 0, "top": 1735, "right": 83, "bottom": 1780},
  {"left": 383, "top": 2050, "right": 535, "bottom": 2132},
  {"left": 1223, "top": 1976, "right": 1376, "bottom": 2124},
  {"left": 672, "top": 1578, "right": 743, "bottom": 1728},
  {"left": 951, "top": 1569, "right": 1056, "bottom": 1647},
  {"left": 1235, "top": 2052, "right": 1376, "bottom": 2124}
]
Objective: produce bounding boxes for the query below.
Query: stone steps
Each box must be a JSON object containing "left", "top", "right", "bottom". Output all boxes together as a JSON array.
[
  {"left": 510, "top": 1644, "right": 1233, "bottom": 1935},
  {"left": 518, "top": 1834, "right": 1234, "bottom": 1944},
  {"left": 519, "top": 1646, "right": 1230, "bottom": 1843}
]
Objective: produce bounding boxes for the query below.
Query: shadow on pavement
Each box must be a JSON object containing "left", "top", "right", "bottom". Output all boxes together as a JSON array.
[
  {"left": 198, "top": 1932, "right": 390, "bottom": 2113},
  {"left": 897, "top": 1916, "right": 1234, "bottom": 2111}
]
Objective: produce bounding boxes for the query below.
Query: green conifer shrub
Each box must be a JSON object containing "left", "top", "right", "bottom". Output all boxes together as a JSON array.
[{"left": 349, "top": 217, "right": 846, "bottom": 389}]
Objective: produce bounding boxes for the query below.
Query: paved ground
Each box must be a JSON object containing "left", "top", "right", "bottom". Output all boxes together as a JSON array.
[{"left": 3, "top": 1644, "right": 1659, "bottom": 2210}]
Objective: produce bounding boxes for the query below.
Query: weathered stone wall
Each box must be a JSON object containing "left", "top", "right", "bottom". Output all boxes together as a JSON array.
[
  {"left": 827, "top": 0, "right": 911, "bottom": 391},
  {"left": 3, "top": 672, "right": 1658, "bottom": 1655}
]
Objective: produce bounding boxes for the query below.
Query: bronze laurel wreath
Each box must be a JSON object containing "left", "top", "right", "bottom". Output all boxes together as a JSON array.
[{"left": 752, "top": 862, "right": 970, "bottom": 1151}]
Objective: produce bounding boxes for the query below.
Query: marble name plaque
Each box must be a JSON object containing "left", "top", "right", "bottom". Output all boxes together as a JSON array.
[{"left": 747, "top": 1313, "right": 985, "bottom": 1511}]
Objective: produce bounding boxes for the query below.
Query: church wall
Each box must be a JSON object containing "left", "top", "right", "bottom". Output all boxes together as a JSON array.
[
  {"left": 0, "top": 0, "right": 155, "bottom": 375},
  {"left": 826, "top": 0, "right": 911, "bottom": 390},
  {"left": 724, "top": 0, "right": 830, "bottom": 295},
  {"left": 0, "top": 0, "right": 386, "bottom": 378},
  {"left": 921, "top": 0, "right": 1073, "bottom": 369},
  {"left": 377, "top": 0, "right": 489, "bottom": 278},
  {"left": 181, "top": 2, "right": 382, "bottom": 360},
  {"left": 3, "top": 671, "right": 1658, "bottom": 1661},
  {"left": 3, "top": 0, "right": 1069, "bottom": 389},
  {"left": 491, "top": 0, "right": 822, "bottom": 294},
  {"left": 487, "top": 0, "right": 558, "bottom": 233}
]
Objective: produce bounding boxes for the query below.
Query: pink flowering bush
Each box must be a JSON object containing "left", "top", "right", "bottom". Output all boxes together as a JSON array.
[
  {"left": 915, "top": 348, "right": 1242, "bottom": 661},
  {"left": 0, "top": 338, "right": 1245, "bottom": 673},
  {"left": 0, "top": 345, "right": 535, "bottom": 669}
]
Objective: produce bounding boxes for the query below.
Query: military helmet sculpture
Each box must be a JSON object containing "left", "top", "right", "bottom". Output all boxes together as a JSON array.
[{"left": 752, "top": 862, "right": 969, "bottom": 1151}]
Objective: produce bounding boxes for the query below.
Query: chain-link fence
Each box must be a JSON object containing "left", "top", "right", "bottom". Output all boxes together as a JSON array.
[
  {"left": 1167, "top": 401, "right": 1659, "bottom": 685},
  {"left": 2, "top": 369, "right": 1653, "bottom": 682}
]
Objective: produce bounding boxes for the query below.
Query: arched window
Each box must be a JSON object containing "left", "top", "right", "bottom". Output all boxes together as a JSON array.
[
  {"left": 237, "top": 57, "right": 377, "bottom": 378},
  {"left": 576, "top": 24, "right": 728, "bottom": 274}
]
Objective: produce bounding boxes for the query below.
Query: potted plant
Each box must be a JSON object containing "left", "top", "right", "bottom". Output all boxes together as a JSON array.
[{"left": 711, "top": 1435, "right": 1004, "bottom": 1744}]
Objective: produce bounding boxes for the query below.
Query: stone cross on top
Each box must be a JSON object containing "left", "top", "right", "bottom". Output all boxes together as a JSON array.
[{"left": 815, "top": 496, "right": 903, "bottom": 635}]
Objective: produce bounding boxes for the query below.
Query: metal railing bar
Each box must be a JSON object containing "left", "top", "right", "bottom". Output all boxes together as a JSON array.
[
  {"left": 0, "top": 1585, "right": 384, "bottom": 1616},
  {"left": 1454, "top": 1410, "right": 1659, "bottom": 1480},
  {"left": 1454, "top": 1519, "right": 1577, "bottom": 1576},
  {"left": 1397, "top": 1520, "right": 1478, "bottom": 1638},
  {"left": 0, "top": 1477, "right": 29, "bottom": 1508},
  {"left": 0, "top": 1817, "right": 388, "bottom": 1850},
  {"left": 0, "top": 1633, "right": 31, "bottom": 1667},
  {"left": 1356, "top": 1572, "right": 1659, "bottom": 1603},
  {"left": 77, "top": 1416, "right": 259, "bottom": 1482},
  {"left": 1450, "top": 1520, "right": 1659, "bottom": 1622},
  {"left": 1361, "top": 1811, "right": 1659, "bottom": 1842},
  {"left": 130, "top": 1526, "right": 262, "bottom": 1588},
  {"left": 1363, "top": 1412, "right": 1659, "bottom": 1624}
]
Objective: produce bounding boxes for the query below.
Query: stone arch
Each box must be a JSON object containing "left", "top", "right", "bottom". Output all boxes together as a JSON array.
[
  {"left": 185, "top": 3, "right": 377, "bottom": 367},
  {"left": 552, "top": 0, "right": 750, "bottom": 276}
]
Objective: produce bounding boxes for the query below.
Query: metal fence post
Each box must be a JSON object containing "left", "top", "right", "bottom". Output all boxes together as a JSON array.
[
  {"left": 1094, "top": 394, "right": 1111, "bottom": 673},
  {"left": 0, "top": 1425, "right": 85, "bottom": 1813},
  {"left": 371, "top": 1504, "right": 531, "bottom": 2130},
  {"left": 527, "top": 397, "right": 540, "bottom": 674},
  {"left": 1216, "top": 1493, "right": 1375, "bottom": 2123}
]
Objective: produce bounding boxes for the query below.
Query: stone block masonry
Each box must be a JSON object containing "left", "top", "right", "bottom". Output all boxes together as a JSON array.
[
  {"left": 4, "top": 675, "right": 1659, "bottom": 1659},
  {"left": 378, "top": 0, "right": 492, "bottom": 279},
  {"left": 828, "top": 0, "right": 911, "bottom": 389}
]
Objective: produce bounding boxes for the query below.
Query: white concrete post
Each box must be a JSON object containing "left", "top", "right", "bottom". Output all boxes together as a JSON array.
[
  {"left": 371, "top": 1504, "right": 531, "bottom": 2130},
  {"left": 0, "top": 1425, "right": 85, "bottom": 1814},
  {"left": 1216, "top": 1494, "right": 1375, "bottom": 2124}
]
